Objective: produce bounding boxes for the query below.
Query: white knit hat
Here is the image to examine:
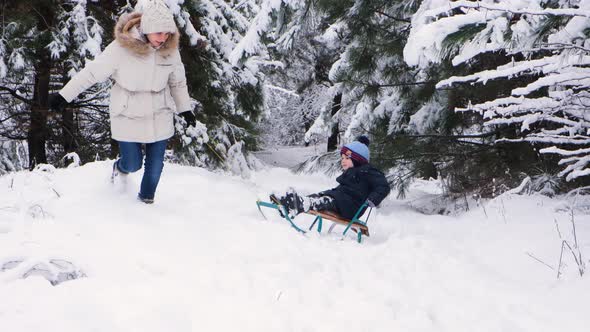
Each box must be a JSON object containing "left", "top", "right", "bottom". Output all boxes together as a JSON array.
[{"left": 140, "top": 0, "right": 176, "bottom": 34}]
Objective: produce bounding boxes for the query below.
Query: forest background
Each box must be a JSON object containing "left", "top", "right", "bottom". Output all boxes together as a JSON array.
[{"left": 2, "top": 0, "right": 590, "bottom": 209}]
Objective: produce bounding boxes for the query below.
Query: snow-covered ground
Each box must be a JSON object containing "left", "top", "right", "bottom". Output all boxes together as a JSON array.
[
  {"left": 253, "top": 144, "right": 326, "bottom": 168},
  {"left": 1, "top": 157, "right": 589, "bottom": 331}
]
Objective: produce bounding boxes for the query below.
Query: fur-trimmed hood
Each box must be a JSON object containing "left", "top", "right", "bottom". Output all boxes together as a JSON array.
[{"left": 114, "top": 12, "right": 179, "bottom": 58}]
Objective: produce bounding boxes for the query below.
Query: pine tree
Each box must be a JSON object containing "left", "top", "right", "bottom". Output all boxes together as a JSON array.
[
  {"left": 48, "top": 0, "right": 117, "bottom": 163},
  {"left": 0, "top": 0, "right": 126, "bottom": 168},
  {"left": 0, "top": 140, "right": 27, "bottom": 175},
  {"left": 1, "top": 0, "right": 60, "bottom": 168},
  {"left": 263, "top": 1, "right": 339, "bottom": 148},
  {"left": 1, "top": 0, "right": 265, "bottom": 176},
  {"left": 405, "top": 0, "right": 590, "bottom": 192},
  {"left": 282, "top": 0, "right": 578, "bottom": 199},
  {"left": 163, "top": 0, "right": 265, "bottom": 173},
  {"left": 295, "top": 0, "right": 444, "bottom": 190}
]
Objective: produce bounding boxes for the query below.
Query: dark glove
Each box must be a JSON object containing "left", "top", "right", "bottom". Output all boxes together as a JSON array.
[
  {"left": 49, "top": 93, "right": 68, "bottom": 112},
  {"left": 367, "top": 199, "right": 376, "bottom": 208},
  {"left": 179, "top": 110, "right": 196, "bottom": 127}
]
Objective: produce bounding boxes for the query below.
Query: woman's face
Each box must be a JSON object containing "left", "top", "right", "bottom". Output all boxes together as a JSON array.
[
  {"left": 146, "top": 32, "right": 170, "bottom": 48},
  {"left": 341, "top": 153, "right": 354, "bottom": 170}
]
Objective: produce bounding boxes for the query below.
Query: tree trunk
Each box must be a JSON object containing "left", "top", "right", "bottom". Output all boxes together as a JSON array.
[
  {"left": 61, "top": 108, "right": 77, "bottom": 153},
  {"left": 27, "top": 2, "right": 54, "bottom": 169},
  {"left": 59, "top": 56, "right": 77, "bottom": 155},
  {"left": 327, "top": 93, "right": 342, "bottom": 152},
  {"left": 28, "top": 102, "right": 48, "bottom": 168},
  {"left": 28, "top": 57, "right": 51, "bottom": 169}
]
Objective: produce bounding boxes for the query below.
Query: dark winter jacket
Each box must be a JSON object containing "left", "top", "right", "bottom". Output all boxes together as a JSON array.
[{"left": 321, "top": 164, "right": 390, "bottom": 219}]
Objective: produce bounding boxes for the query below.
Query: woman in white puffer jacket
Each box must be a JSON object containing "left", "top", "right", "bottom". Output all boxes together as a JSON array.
[{"left": 50, "top": 0, "right": 196, "bottom": 204}]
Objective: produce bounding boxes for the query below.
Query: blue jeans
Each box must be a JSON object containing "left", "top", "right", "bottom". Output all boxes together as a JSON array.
[{"left": 116, "top": 139, "right": 167, "bottom": 200}]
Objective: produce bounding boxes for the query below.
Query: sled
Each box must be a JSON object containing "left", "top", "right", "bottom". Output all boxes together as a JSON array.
[{"left": 255, "top": 199, "right": 373, "bottom": 243}]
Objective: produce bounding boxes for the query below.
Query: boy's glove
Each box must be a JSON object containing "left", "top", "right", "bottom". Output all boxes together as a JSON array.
[
  {"left": 179, "top": 110, "right": 196, "bottom": 127},
  {"left": 367, "top": 199, "right": 376, "bottom": 208},
  {"left": 49, "top": 93, "right": 68, "bottom": 112}
]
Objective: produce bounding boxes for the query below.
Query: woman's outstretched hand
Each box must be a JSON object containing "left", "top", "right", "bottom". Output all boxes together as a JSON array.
[
  {"left": 49, "top": 93, "right": 68, "bottom": 112},
  {"left": 179, "top": 110, "right": 196, "bottom": 127}
]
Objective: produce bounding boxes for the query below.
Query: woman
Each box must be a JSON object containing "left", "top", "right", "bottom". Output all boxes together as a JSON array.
[{"left": 49, "top": 0, "right": 196, "bottom": 204}]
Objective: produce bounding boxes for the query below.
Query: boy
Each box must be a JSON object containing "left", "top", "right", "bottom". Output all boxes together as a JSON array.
[{"left": 273, "top": 136, "right": 390, "bottom": 219}]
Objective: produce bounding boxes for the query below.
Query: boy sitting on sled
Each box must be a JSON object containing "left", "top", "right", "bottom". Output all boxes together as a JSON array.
[{"left": 272, "top": 136, "right": 390, "bottom": 219}]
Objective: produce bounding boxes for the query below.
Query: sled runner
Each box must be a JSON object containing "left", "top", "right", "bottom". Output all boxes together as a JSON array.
[{"left": 255, "top": 199, "right": 373, "bottom": 243}]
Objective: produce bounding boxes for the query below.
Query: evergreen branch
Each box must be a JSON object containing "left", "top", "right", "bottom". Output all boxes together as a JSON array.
[
  {"left": 67, "top": 92, "right": 110, "bottom": 109},
  {"left": 69, "top": 96, "right": 109, "bottom": 107},
  {"left": 342, "top": 79, "right": 436, "bottom": 87},
  {"left": 444, "top": 1, "right": 590, "bottom": 18},
  {"left": 399, "top": 132, "right": 499, "bottom": 140},
  {"left": 357, "top": 18, "right": 396, "bottom": 36},
  {"left": 232, "top": 0, "right": 250, "bottom": 10},
  {"left": 0, "top": 86, "right": 32, "bottom": 104},
  {"left": 370, "top": 132, "right": 498, "bottom": 150},
  {"left": 401, "top": 137, "right": 492, "bottom": 147},
  {"left": 539, "top": 43, "right": 590, "bottom": 54},
  {"left": 28, "top": 4, "right": 52, "bottom": 30},
  {"left": 58, "top": 123, "right": 80, "bottom": 149},
  {"left": 379, "top": 147, "right": 492, "bottom": 161},
  {"left": 376, "top": 81, "right": 436, "bottom": 87},
  {"left": 302, "top": 0, "right": 313, "bottom": 20},
  {"left": 0, "top": 131, "right": 27, "bottom": 140},
  {"left": 0, "top": 111, "right": 27, "bottom": 124},
  {"left": 69, "top": 103, "right": 109, "bottom": 110},
  {"left": 374, "top": 10, "right": 411, "bottom": 23}
]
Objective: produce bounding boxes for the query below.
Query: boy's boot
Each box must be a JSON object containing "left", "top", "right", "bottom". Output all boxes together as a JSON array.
[{"left": 283, "top": 189, "right": 305, "bottom": 217}]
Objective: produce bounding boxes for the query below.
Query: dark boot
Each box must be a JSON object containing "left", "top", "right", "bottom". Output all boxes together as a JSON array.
[
  {"left": 137, "top": 194, "right": 154, "bottom": 204},
  {"left": 283, "top": 190, "right": 305, "bottom": 216}
]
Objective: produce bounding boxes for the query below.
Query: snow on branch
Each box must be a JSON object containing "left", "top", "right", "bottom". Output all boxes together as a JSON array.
[
  {"left": 513, "top": 69, "right": 590, "bottom": 96},
  {"left": 436, "top": 56, "right": 562, "bottom": 88},
  {"left": 407, "top": 0, "right": 590, "bottom": 181},
  {"left": 541, "top": 146, "right": 590, "bottom": 156},
  {"left": 425, "top": 0, "right": 590, "bottom": 19},
  {"left": 229, "top": 0, "right": 284, "bottom": 66}
]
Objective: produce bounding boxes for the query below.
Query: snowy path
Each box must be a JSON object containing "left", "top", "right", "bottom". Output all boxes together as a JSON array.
[
  {"left": 0, "top": 162, "right": 589, "bottom": 331},
  {"left": 252, "top": 144, "right": 326, "bottom": 168}
]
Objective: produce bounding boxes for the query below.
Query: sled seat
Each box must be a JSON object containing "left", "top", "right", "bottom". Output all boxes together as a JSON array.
[{"left": 307, "top": 210, "right": 370, "bottom": 237}]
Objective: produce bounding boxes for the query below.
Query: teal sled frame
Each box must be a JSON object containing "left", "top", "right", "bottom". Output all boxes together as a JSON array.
[{"left": 256, "top": 200, "right": 373, "bottom": 243}]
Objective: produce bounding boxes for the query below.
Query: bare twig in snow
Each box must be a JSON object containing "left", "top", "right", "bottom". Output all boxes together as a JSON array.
[
  {"left": 556, "top": 210, "right": 586, "bottom": 278},
  {"left": 499, "top": 197, "right": 507, "bottom": 224},
  {"left": 554, "top": 217, "right": 563, "bottom": 239},
  {"left": 526, "top": 252, "right": 555, "bottom": 271},
  {"left": 557, "top": 241, "right": 566, "bottom": 279},
  {"left": 28, "top": 204, "right": 46, "bottom": 218}
]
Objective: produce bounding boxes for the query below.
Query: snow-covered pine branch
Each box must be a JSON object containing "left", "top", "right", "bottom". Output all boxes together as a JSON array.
[
  {"left": 405, "top": 0, "right": 590, "bottom": 181},
  {"left": 229, "top": 0, "right": 307, "bottom": 66},
  {"left": 425, "top": 0, "right": 590, "bottom": 19}
]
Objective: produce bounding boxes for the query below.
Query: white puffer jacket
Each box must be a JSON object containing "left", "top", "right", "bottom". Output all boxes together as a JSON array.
[{"left": 60, "top": 12, "right": 191, "bottom": 143}]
